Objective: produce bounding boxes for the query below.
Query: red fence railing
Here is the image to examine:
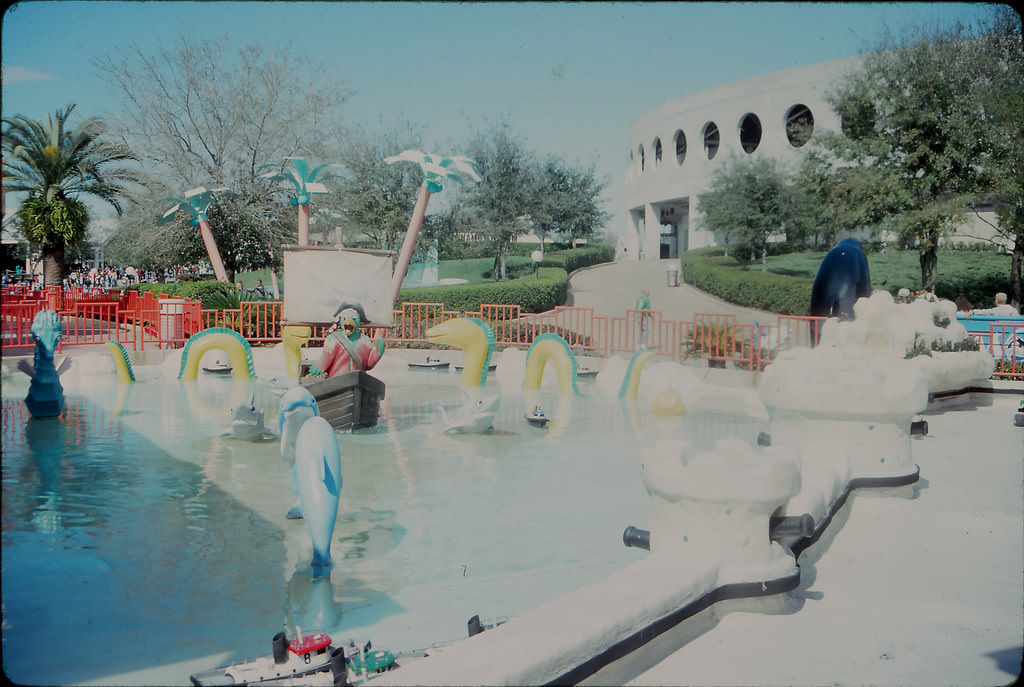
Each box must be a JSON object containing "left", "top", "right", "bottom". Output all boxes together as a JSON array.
[{"left": 3, "top": 286, "right": 1020, "bottom": 379}]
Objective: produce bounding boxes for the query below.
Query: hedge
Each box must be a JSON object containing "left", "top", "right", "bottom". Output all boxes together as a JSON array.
[
  {"left": 396, "top": 245, "right": 612, "bottom": 314},
  {"left": 679, "top": 247, "right": 813, "bottom": 315},
  {"left": 132, "top": 280, "right": 247, "bottom": 308},
  {"left": 539, "top": 244, "right": 615, "bottom": 273},
  {"left": 397, "top": 267, "right": 568, "bottom": 313}
]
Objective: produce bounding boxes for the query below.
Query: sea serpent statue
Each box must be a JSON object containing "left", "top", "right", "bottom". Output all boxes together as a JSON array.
[
  {"left": 425, "top": 317, "right": 495, "bottom": 389},
  {"left": 524, "top": 333, "right": 580, "bottom": 397},
  {"left": 19, "top": 310, "right": 70, "bottom": 418}
]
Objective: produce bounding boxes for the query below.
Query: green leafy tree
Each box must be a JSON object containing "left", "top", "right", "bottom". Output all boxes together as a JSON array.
[
  {"left": 323, "top": 124, "right": 427, "bottom": 252},
  {"left": 808, "top": 15, "right": 1020, "bottom": 294},
  {"left": 533, "top": 157, "right": 610, "bottom": 249},
  {"left": 462, "top": 122, "right": 539, "bottom": 281},
  {"left": 698, "top": 156, "right": 800, "bottom": 270},
  {"left": 967, "top": 6, "right": 1023, "bottom": 307},
  {"left": 2, "top": 104, "right": 140, "bottom": 285},
  {"left": 97, "top": 36, "right": 349, "bottom": 272}
]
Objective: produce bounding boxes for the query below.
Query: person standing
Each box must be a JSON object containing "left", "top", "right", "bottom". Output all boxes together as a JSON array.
[{"left": 636, "top": 288, "right": 651, "bottom": 348}]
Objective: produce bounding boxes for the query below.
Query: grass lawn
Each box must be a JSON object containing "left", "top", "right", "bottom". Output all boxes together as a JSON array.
[
  {"left": 762, "top": 249, "right": 1016, "bottom": 307},
  {"left": 236, "top": 256, "right": 537, "bottom": 294}
]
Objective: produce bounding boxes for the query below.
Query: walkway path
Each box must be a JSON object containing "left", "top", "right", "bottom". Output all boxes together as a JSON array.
[{"left": 567, "top": 258, "right": 779, "bottom": 326}]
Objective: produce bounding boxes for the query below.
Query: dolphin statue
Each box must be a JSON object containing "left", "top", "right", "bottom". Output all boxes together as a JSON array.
[
  {"left": 438, "top": 389, "right": 500, "bottom": 434},
  {"left": 809, "top": 238, "right": 871, "bottom": 342},
  {"left": 279, "top": 386, "right": 320, "bottom": 519},
  {"left": 294, "top": 415, "right": 342, "bottom": 570}
]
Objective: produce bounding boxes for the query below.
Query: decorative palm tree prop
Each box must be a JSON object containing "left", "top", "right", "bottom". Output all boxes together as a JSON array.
[
  {"left": 155, "top": 186, "right": 231, "bottom": 282},
  {"left": 384, "top": 150, "right": 480, "bottom": 306},
  {"left": 258, "top": 157, "right": 334, "bottom": 246},
  {"left": 2, "top": 104, "right": 140, "bottom": 286}
]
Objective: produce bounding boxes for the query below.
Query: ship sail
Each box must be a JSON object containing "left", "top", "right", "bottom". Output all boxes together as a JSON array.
[{"left": 283, "top": 246, "right": 395, "bottom": 327}]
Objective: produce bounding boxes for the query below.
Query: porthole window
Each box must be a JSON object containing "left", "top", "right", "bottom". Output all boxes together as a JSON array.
[
  {"left": 654, "top": 138, "right": 662, "bottom": 167},
  {"left": 739, "top": 113, "right": 762, "bottom": 154},
  {"left": 702, "top": 122, "right": 719, "bottom": 160},
  {"left": 785, "top": 104, "right": 814, "bottom": 147},
  {"left": 674, "top": 129, "right": 687, "bottom": 165},
  {"left": 638, "top": 145, "right": 645, "bottom": 173}
]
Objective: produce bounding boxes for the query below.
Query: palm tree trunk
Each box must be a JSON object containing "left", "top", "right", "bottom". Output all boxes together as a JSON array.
[
  {"left": 197, "top": 219, "right": 229, "bottom": 282},
  {"left": 391, "top": 185, "right": 431, "bottom": 307},
  {"left": 42, "top": 245, "right": 66, "bottom": 287}
]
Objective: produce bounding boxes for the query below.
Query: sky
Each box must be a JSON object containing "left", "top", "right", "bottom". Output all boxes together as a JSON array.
[{"left": 1, "top": 1, "right": 999, "bottom": 241}]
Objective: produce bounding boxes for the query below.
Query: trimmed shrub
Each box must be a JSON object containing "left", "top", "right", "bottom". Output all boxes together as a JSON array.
[
  {"left": 540, "top": 244, "right": 614, "bottom": 273},
  {"left": 397, "top": 267, "right": 568, "bottom": 313},
  {"left": 680, "top": 247, "right": 812, "bottom": 315},
  {"left": 133, "top": 280, "right": 242, "bottom": 308}
]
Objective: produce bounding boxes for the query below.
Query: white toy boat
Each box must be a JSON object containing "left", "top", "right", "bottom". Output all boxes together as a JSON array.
[
  {"left": 524, "top": 406, "right": 550, "bottom": 427},
  {"left": 190, "top": 631, "right": 341, "bottom": 686}
]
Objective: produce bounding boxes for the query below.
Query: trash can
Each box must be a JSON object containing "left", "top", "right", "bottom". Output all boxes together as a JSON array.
[
  {"left": 666, "top": 267, "right": 680, "bottom": 287},
  {"left": 159, "top": 298, "right": 185, "bottom": 346}
]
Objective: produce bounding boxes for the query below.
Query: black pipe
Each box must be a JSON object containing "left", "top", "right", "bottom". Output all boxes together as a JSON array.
[
  {"left": 272, "top": 631, "right": 289, "bottom": 665},
  {"left": 622, "top": 525, "right": 650, "bottom": 550},
  {"left": 330, "top": 647, "right": 350, "bottom": 687},
  {"left": 910, "top": 419, "right": 928, "bottom": 435},
  {"left": 468, "top": 614, "right": 484, "bottom": 637},
  {"left": 756, "top": 431, "right": 772, "bottom": 446},
  {"left": 769, "top": 513, "right": 815, "bottom": 538}
]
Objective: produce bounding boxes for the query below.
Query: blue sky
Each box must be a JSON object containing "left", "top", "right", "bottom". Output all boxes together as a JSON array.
[{"left": 1, "top": 1, "right": 997, "bottom": 238}]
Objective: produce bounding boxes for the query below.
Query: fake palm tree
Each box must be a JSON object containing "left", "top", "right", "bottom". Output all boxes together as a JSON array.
[
  {"left": 2, "top": 104, "right": 140, "bottom": 286},
  {"left": 258, "top": 157, "right": 334, "bottom": 246},
  {"left": 155, "top": 186, "right": 231, "bottom": 282},
  {"left": 384, "top": 150, "right": 480, "bottom": 305}
]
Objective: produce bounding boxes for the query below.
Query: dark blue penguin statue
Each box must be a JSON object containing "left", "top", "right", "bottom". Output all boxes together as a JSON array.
[{"left": 809, "top": 238, "right": 871, "bottom": 341}]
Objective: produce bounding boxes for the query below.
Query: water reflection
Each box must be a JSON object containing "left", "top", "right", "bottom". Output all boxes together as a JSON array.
[
  {"left": 25, "top": 416, "right": 65, "bottom": 534},
  {"left": 2, "top": 366, "right": 766, "bottom": 685}
]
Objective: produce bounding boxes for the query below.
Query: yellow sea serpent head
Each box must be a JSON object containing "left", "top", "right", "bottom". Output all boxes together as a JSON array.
[{"left": 426, "top": 318, "right": 494, "bottom": 388}]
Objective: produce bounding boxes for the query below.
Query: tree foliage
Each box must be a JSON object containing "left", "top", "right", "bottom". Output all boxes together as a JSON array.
[
  {"left": 697, "top": 156, "right": 807, "bottom": 270},
  {"left": 96, "top": 36, "right": 351, "bottom": 273},
  {"left": 532, "top": 157, "right": 610, "bottom": 249},
  {"left": 2, "top": 104, "right": 141, "bottom": 284},
  {"left": 804, "top": 8, "right": 1023, "bottom": 301},
  {"left": 320, "top": 124, "right": 427, "bottom": 253},
  {"left": 461, "top": 123, "right": 540, "bottom": 281}
]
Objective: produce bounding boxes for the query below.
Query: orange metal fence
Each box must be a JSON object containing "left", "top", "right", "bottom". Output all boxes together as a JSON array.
[{"left": 3, "top": 286, "right": 1021, "bottom": 379}]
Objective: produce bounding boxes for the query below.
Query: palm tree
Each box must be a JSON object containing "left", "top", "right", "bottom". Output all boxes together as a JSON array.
[
  {"left": 155, "top": 186, "right": 231, "bottom": 282},
  {"left": 2, "top": 104, "right": 139, "bottom": 286},
  {"left": 384, "top": 150, "right": 480, "bottom": 305},
  {"left": 258, "top": 157, "right": 335, "bottom": 246}
]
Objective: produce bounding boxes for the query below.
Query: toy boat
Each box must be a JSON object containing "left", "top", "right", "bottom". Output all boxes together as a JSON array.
[
  {"left": 408, "top": 356, "right": 450, "bottom": 370},
  {"left": 576, "top": 367, "right": 598, "bottom": 378},
  {"left": 524, "top": 406, "right": 550, "bottom": 427},
  {"left": 345, "top": 640, "right": 398, "bottom": 679},
  {"left": 189, "top": 631, "right": 342, "bottom": 686},
  {"left": 454, "top": 363, "right": 497, "bottom": 372},
  {"left": 203, "top": 362, "right": 233, "bottom": 375},
  {"left": 300, "top": 368, "right": 386, "bottom": 431}
]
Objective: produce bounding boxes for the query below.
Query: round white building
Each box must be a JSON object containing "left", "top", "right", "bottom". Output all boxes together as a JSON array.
[{"left": 623, "top": 55, "right": 863, "bottom": 261}]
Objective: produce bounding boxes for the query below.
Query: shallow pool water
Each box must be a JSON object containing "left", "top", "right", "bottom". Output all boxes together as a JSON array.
[{"left": 1, "top": 360, "right": 765, "bottom": 685}]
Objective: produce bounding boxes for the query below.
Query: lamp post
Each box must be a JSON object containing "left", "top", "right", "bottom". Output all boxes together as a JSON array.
[{"left": 531, "top": 250, "right": 543, "bottom": 277}]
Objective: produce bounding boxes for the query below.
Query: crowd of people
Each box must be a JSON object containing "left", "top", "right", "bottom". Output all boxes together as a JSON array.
[{"left": 1, "top": 264, "right": 217, "bottom": 291}]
